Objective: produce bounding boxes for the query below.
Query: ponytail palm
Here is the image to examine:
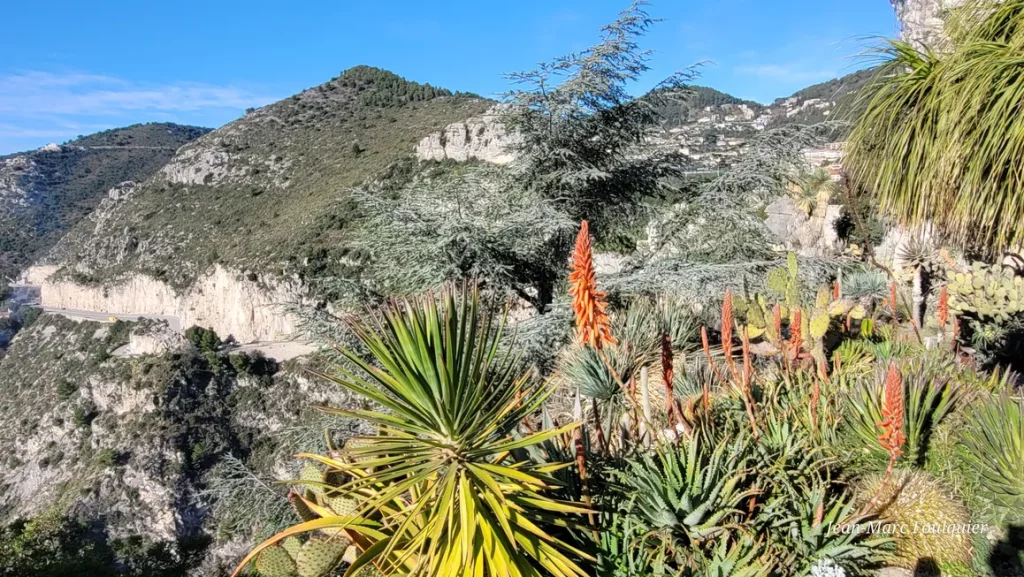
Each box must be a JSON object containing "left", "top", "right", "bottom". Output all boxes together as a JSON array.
[
  {"left": 846, "top": 0, "right": 1024, "bottom": 253},
  {"left": 233, "top": 286, "right": 592, "bottom": 577}
]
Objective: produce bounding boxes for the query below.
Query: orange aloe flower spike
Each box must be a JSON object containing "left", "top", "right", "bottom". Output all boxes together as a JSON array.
[
  {"left": 569, "top": 220, "right": 616, "bottom": 350},
  {"left": 877, "top": 362, "right": 906, "bottom": 460},
  {"left": 937, "top": 285, "right": 949, "bottom": 328},
  {"left": 788, "top": 308, "right": 803, "bottom": 357}
]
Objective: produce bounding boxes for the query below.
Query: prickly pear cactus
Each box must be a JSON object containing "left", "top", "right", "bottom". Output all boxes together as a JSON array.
[
  {"left": 766, "top": 252, "right": 802, "bottom": 309},
  {"left": 325, "top": 493, "right": 359, "bottom": 517},
  {"left": 281, "top": 536, "right": 302, "bottom": 559},
  {"left": 299, "top": 462, "right": 326, "bottom": 496},
  {"left": 809, "top": 311, "right": 830, "bottom": 340},
  {"left": 351, "top": 565, "right": 384, "bottom": 577},
  {"left": 256, "top": 544, "right": 297, "bottom": 577},
  {"left": 295, "top": 539, "right": 346, "bottom": 577},
  {"left": 946, "top": 261, "right": 1024, "bottom": 321}
]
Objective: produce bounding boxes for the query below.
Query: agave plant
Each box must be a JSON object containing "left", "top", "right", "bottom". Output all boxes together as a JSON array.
[
  {"left": 842, "top": 270, "right": 889, "bottom": 304},
  {"left": 960, "top": 395, "right": 1024, "bottom": 521},
  {"left": 768, "top": 482, "right": 890, "bottom": 576},
  {"left": 233, "top": 286, "right": 593, "bottom": 577}
]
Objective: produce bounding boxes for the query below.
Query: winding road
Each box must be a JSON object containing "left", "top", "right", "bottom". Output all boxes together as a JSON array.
[{"left": 41, "top": 307, "right": 182, "bottom": 332}]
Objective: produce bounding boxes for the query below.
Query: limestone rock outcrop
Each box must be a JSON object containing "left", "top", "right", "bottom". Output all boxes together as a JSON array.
[
  {"left": 30, "top": 264, "right": 303, "bottom": 343},
  {"left": 764, "top": 196, "right": 845, "bottom": 256},
  {"left": 892, "top": 0, "right": 1004, "bottom": 48},
  {"left": 416, "top": 107, "right": 518, "bottom": 164}
]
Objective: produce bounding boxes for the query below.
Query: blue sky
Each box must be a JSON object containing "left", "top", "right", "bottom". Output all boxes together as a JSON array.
[{"left": 0, "top": 1, "right": 896, "bottom": 155}]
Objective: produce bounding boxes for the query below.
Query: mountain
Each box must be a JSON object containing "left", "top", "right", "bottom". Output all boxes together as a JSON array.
[
  {"left": 648, "top": 67, "right": 876, "bottom": 168},
  {"left": 0, "top": 67, "right": 494, "bottom": 575},
  {"left": 46, "top": 66, "right": 489, "bottom": 291},
  {"left": 0, "top": 123, "right": 209, "bottom": 284},
  {"left": 767, "top": 67, "right": 876, "bottom": 127}
]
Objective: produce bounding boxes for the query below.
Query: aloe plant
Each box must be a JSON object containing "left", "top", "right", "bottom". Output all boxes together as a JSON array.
[
  {"left": 616, "top": 435, "right": 756, "bottom": 556},
  {"left": 233, "top": 286, "right": 593, "bottom": 577},
  {"left": 846, "top": 360, "right": 967, "bottom": 467}
]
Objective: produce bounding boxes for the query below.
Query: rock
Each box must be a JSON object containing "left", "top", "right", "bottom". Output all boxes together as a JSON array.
[
  {"left": 415, "top": 106, "right": 518, "bottom": 164},
  {"left": 40, "top": 265, "right": 304, "bottom": 343},
  {"left": 38, "top": 143, "right": 61, "bottom": 153},
  {"left": 765, "top": 196, "right": 810, "bottom": 247},
  {"left": 129, "top": 323, "right": 186, "bottom": 355},
  {"left": 765, "top": 196, "right": 844, "bottom": 256},
  {"left": 892, "top": 0, "right": 1004, "bottom": 50},
  {"left": 877, "top": 568, "right": 913, "bottom": 577},
  {"left": 822, "top": 204, "right": 844, "bottom": 251},
  {"left": 594, "top": 253, "right": 628, "bottom": 276}
]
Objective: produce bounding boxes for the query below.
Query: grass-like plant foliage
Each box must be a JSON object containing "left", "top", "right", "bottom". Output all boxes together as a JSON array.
[
  {"left": 846, "top": 0, "right": 1024, "bottom": 253},
  {"left": 961, "top": 395, "right": 1024, "bottom": 521},
  {"left": 234, "top": 285, "right": 593, "bottom": 577}
]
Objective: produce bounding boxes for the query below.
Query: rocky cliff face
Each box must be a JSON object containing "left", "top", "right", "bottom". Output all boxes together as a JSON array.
[
  {"left": 31, "top": 264, "right": 302, "bottom": 343},
  {"left": 892, "top": 0, "right": 1004, "bottom": 48},
  {"left": 415, "top": 107, "right": 518, "bottom": 164},
  {"left": 0, "top": 124, "right": 209, "bottom": 283},
  {"left": 892, "top": 0, "right": 960, "bottom": 46}
]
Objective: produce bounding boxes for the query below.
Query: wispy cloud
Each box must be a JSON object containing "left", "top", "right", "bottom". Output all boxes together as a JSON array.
[
  {"left": 734, "top": 64, "right": 837, "bottom": 84},
  {"left": 0, "top": 70, "right": 280, "bottom": 153},
  {"left": 0, "top": 70, "right": 276, "bottom": 116}
]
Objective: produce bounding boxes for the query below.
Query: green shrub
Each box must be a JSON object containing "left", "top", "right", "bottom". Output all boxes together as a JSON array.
[
  {"left": 55, "top": 378, "right": 77, "bottom": 399},
  {"left": 184, "top": 326, "right": 222, "bottom": 354},
  {"left": 72, "top": 401, "right": 97, "bottom": 428},
  {"left": 95, "top": 449, "right": 118, "bottom": 468}
]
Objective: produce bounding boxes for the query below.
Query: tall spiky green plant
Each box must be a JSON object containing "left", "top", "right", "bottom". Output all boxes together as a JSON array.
[
  {"left": 846, "top": 0, "right": 1024, "bottom": 253},
  {"left": 961, "top": 395, "right": 1024, "bottom": 521},
  {"left": 233, "top": 286, "right": 593, "bottom": 577}
]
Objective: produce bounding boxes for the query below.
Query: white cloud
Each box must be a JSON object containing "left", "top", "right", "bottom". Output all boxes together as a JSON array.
[
  {"left": 0, "top": 70, "right": 277, "bottom": 117},
  {"left": 0, "top": 70, "right": 282, "bottom": 153}
]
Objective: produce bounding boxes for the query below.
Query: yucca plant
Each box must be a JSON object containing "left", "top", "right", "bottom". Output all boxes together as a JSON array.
[
  {"left": 233, "top": 286, "right": 593, "bottom": 577},
  {"left": 960, "top": 394, "right": 1024, "bottom": 521},
  {"left": 787, "top": 169, "right": 838, "bottom": 217}
]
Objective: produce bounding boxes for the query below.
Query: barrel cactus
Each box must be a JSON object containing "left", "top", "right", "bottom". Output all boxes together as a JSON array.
[{"left": 857, "top": 470, "right": 973, "bottom": 569}]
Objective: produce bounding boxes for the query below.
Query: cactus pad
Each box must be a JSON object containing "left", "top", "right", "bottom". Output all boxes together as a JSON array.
[
  {"left": 809, "top": 311, "right": 830, "bottom": 339},
  {"left": 281, "top": 536, "right": 302, "bottom": 560},
  {"left": 256, "top": 544, "right": 297, "bottom": 577},
  {"left": 295, "top": 539, "right": 345, "bottom": 577},
  {"left": 326, "top": 494, "right": 359, "bottom": 517}
]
